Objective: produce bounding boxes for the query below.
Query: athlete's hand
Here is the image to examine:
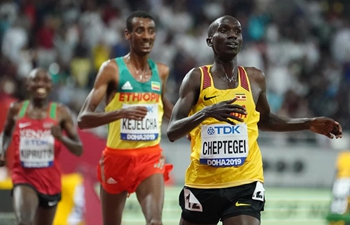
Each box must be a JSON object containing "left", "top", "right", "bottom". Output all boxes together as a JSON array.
[
  {"left": 122, "top": 106, "right": 148, "bottom": 121},
  {"left": 204, "top": 98, "right": 247, "bottom": 125},
  {"left": 309, "top": 117, "right": 342, "bottom": 139},
  {"left": 51, "top": 125, "right": 63, "bottom": 141}
]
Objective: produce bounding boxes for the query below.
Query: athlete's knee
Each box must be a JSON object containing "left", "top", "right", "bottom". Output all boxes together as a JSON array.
[{"left": 146, "top": 219, "right": 162, "bottom": 225}]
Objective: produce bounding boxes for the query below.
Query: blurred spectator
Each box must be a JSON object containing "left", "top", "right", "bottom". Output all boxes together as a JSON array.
[
  {"left": 1, "top": 19, "right": 28, "bottom": 64},
  {"left": 79, "top": 0, "right": 105, "bottom": 50},
  {"left": 70, "top": 40, "right": 91, "bottom": 88},
  {"left": 92, "top": 40, "right": 110, "bottom": 72},
  {"left": 54, "top": 24, "right": 79, "bottom": 68},
  {"left": 36, "top": 15, "right": 59, "bottom": 68}
]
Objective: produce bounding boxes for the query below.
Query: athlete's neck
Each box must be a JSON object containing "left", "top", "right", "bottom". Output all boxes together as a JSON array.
[
  {"left": 125, "top": 52, "right": 149, "bottom": 72},
  {"left": 212, "top": 57, "right": 238, "bottom": 80},
  {"left": 30, "top": 98, "right": 49, "bottom": 109}
]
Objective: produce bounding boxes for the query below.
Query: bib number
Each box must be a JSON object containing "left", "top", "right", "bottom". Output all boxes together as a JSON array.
[
  {"left": 19, "top": 129, "right": 55, "bottom": 168},
  {"left": 120, "top": 103, "right": 159, "bottom": 141},
  {"left": 252, "top": 182, "right": 265, "bottom": 201},
  {"left": 200, "top": 124, "right": 249, "bottom": 167}
]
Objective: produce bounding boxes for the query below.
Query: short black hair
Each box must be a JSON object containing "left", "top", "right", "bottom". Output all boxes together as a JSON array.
[
  {"left": 208, "top": 21, "right": 219, "bottom": 38},
  {"left": 207, "top": 16, "right": 238, "bottom": 38},
  {"left": 126, "top": 10, "right": 155, "bottom": 32}
]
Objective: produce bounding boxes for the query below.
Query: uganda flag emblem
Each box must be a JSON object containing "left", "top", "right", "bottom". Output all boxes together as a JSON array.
[{"left": 235, "top": 93, "right": 246, "bottom": 101}]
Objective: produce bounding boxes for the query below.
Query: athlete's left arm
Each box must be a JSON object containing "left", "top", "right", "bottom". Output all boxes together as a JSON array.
[
  {"left": 247, "top": 67, "right": 342, "bottom": 139},
  {"left": 157, "top": 62, "right": 173, "bottom": 121},
  {"left": 52, "top": 104, "right": 83, "bottom": 156}
]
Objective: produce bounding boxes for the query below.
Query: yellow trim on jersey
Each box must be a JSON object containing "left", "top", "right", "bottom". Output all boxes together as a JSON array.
[{"left": 105, "top": 92, "right": 163, "bottom": 150}]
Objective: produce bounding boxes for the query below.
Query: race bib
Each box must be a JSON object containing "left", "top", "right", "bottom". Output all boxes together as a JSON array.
[
  {"left": 200, "top": 123, "right": 249, "bottom": 167},
  {"left": 19, "top": 129, "right": 55, "bottom": 168},
  {"left": 120, "top": 103, "right": 159, "bottom": 141},
  {"left": 330, "top": 178, "right": 350, "bottom": 214},
  {"left": 252, "top": 182, "right": 265, "bottom": 201}
]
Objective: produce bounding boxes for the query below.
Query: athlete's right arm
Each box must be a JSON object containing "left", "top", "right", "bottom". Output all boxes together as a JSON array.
[
  {"left": 0, "top": 102, "right": 20, "bottom": 166},
  {"left": 167, "top": 68, "right": 202, "bottom": 141},
  {"left": 167, "top": 68, "right": 247, "bottom": 142},
  {"left": 77, "top": 60, "right": 147, "bottom": 129}
]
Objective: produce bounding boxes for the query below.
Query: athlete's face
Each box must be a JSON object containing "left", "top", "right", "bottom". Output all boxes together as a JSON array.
[
  {"left": 27, "top": 69, "right": 52, "bottom": 99},
  {"left": 125, "top": 17, "right": 156, "bottom": 55},
  {"left": 207, "top": 17, "right": 243, "bottom": 58}
]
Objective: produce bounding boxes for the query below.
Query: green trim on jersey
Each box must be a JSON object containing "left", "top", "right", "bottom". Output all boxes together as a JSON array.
[
  {"left": 18, "top": 101, "right": 57, "bottom": 119},
  {"left": 49, "top": 103, "right": 57, "bottom": 120},
  {"left": 115, "top": 57, "right": 162, "bottom": 93},
  {"left": 18, "top": 100, "right": 29, "bottom": 118}
]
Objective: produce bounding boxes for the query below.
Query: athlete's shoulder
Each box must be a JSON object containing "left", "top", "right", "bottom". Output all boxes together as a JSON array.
[
  {"left": 11, "top": 100, "right": 25, "bottom": 108},
  {"left": 154, "top": 61, "right": 169, "bottom": 70},
  {"left": 154, "top": 61, "right": 170, "bottom": 77},
  {"left": 100, "top": 58, "right": 119, "bottom": 71},
  {"left": 54, "top": 103, "right": 74, "bottom": 121},
  {"left": 188, "top": 66, "right": 203, "bottom": 76},
  {"left": 242, "top": 66, "right": 265, "bottom": 83},
  {"left": 9, "top": 100, "right": 26, "bottom": 116},
  {"left": 53, "top": 102, "right": 66, "bottom": 109},
  {"left": 183, "top": 67, "right": 202, "bottom": 81},
  {"left": 96, "top": 58, "right": 119, "bottom": 83},
  {"left": 54, "top": 102, "right": 72, "bottom": 114},
  {"left": 194, "top": 64, "right": 213, "bottom": 75},
  {"left": 180, "top": 67, "right": 202, "bottom": 89}
]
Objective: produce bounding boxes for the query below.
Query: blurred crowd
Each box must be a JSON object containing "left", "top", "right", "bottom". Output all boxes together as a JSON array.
[{"left": 0, "top": 0, "right": 350, "bottom": 137}]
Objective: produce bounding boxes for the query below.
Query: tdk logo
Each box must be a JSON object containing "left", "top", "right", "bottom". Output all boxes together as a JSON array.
[{"left": 207, "top": 125, "right": 241, "bottom": 135}]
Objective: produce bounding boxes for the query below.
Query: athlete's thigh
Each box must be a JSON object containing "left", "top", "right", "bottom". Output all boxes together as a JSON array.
[
  {"left": 100, "top": 185, "right": 128, "bottom": 225},
  {"left": 136, "top": 173, "right": 164, "bottom": 222},
  {"left": 35, "top": 205, "right": 58, "bottom": 225},
  {"left": 179, "top": 187, "right": 222, "bottom": 224},
  {"left": 222, "top": 182, "right": 265, "bottom": 225},
  {"left": 180, "top": 217, "right": 217, "bottom": 225},
  {"left": 222, "top": 215, "right": 260, "bottom": 225},
  {"left": 12, "top": 184, "right": 39, "bottom": 223}
]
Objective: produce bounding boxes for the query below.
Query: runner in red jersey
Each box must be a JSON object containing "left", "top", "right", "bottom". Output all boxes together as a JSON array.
[{"left": 0, "top": 68, "right": 83, "bottom": 225}]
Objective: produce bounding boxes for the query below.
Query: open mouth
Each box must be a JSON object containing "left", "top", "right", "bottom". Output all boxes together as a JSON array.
[
  {"left": 141, "top": 42, "right": 152, "bottom": 48},
  {"left": 36, "top": 88, "right": 47, "bottom": 95}
]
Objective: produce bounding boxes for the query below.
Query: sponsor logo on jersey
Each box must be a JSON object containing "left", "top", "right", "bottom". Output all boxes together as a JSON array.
[
  {"left": 235, "top": 201, "right": 251, "bottom": 207},
  {"left": 48, "top": 201, "right": 58, "bottom": 207},
  {"left": 121, "top": 81, "right": 133, "bottom": 90},
  {"left": 151, "top": 81, "right": 160, "bottom": 91},
  {"left": 20, "top": 129, "right": 52, "bottom": 139},
  {"left": 119, "top": 92, "right": 160, "bottom": 102},
  {"left": 19, "top": 122, "right": 31, "bottom": 129},
  {"left": 204, "top": 95, "right": 217, "bottom": 101},
  {"left": 107, "top": 177, "right": 117, "bottom": 184}
]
